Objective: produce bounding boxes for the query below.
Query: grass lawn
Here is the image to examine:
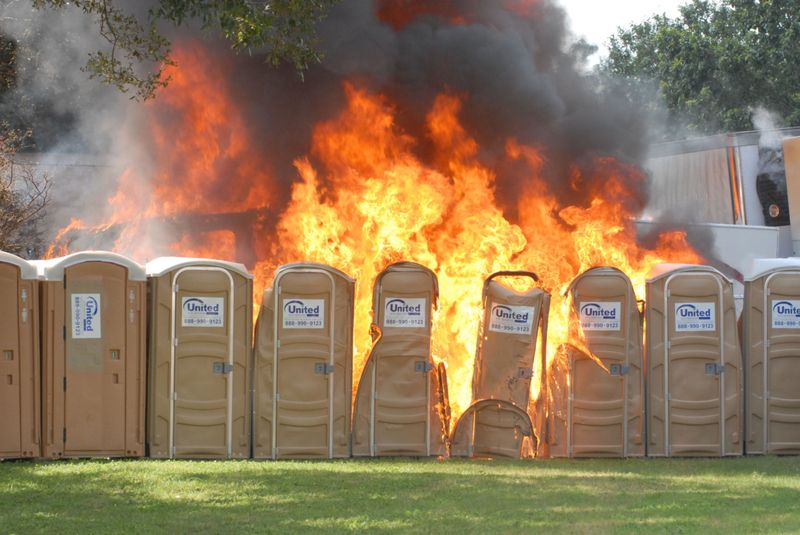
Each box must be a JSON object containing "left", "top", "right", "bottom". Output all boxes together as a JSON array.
[{"left": 2, "top": 456, "right": 800, "bottom": 534}]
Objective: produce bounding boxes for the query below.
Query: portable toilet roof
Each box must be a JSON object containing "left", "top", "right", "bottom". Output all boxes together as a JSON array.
[
  {"left": 34, "top": 251, "right": 146, "bottom": 281},
  {"left": 0, "top": 252, "right": 41, "bottom": 459},
  {"left": 0, "top": 252, "right": 39, "bottom": 280},
  {"left": 146, "top": 256, "right": 253, "bottom": 279},
  {"left": 646, "top": 263, "right": 735, "bottom": 284},
  {"left": 744, "top": 258, "right": 800, "bottom": 281}
]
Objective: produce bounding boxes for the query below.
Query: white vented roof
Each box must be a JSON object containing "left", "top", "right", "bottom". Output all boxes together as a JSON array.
[
  {"left": 146, "top": 257, "right": 253, "bottom": 279},
  {"left": 0, "top": 252, "right": 38, "bottom": 280},
  {"left": 646, "top": 263, "right": 733, "bottom": 284},
  {"left": 275, "top": 262, "right": 356, "bottom": 283},
  {"left": 33, "top": 252, "right": 146, "bottom": 281},
  {"left": 744, "top": 258, "right": 800, "bottom": 281}
]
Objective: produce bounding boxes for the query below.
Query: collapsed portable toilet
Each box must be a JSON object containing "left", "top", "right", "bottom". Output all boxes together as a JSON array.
[
  {"left": 253, "top": 263, "right": 355, "bottom": 459},
  {"left": 352, "top": 262, "right": 449, "bottom": 457},
  {"left": 450, "top": 271, "right": 549, "bottom": 459},
  {"left": 37, "top": 252, "right": 147, "bottom": 458},
  {"left": 743, "top": 258, "right": 800, "bottom": 455},
  {"left": 147, "top": 257, "right": 253, "bottom": 460},
  {"left": 646, "top": 264, "right": 743, "bottom": 457},
  {"left": 554, "top": 267, "right": 645, "bottom": 458},
  {"left": 0, "top": 252, "right": 40, "bottom": 459}
]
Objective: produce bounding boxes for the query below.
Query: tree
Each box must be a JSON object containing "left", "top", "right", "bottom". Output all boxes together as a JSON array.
[
  {"left": 0, "top": 122, "right": 52, "bottom": 255},
  {"left": 31, "top": 0, "right": 342, "bottom": 101},
  {"left": 601, "top": 0, "right": 800, "bottom": 139}
]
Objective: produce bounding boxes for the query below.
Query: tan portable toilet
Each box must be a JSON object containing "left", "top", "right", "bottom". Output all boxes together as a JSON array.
[
  {"left": 253, "top": 263, "right": 355, "bottom": 459},
  {"left": 450, "top": 399, "right": 534, "bottom": 457},
  {"left": 147, "top": 257, "right": 253, "bottom": 459},
  {"left": 646, "top": 264, "right": 743, "bottom": 457},
  {"left": 743, "top": 258, "right": 800, "bottom": 455},
  {"left": 0, "top": 252, "right": 40, "bottom": 459},
  {"left": 450, "top": 271, "right": 549, "bottom": 459},
  {"left": 37, "top": 252, "right": 147, "bottom": 458},
  {"left": 352, "top": 262, "right": 449, "bottom": 457},
  {"left": 551, "top": 267, "right": 645, "bottom": 458}
]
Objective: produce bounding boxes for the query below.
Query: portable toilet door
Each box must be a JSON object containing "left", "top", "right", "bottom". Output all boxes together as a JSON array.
[
  {"left": 0, "top": 252, "right": 40, "bottom": 459},
  {"left": 646, "top": 264, "right": 743, "bottom": 457},
  {"left": 451, "top": 271, "right": 549, "bottom": 459},
  {"left": 743, "top": 259, "right": 800, "bottom": 455},
  {"left": 147, "top": 257, "right": 253, "bottom": 460},
  {"left": 352, "top": 262, "right": 449, "bottom": 457},
  {"left": 565, "top": 267, "right": 644, "bottom": 458},
  {"left": 37, "top": 252, "right": 147, "bottom": 458},
  {"left": 253, "top": 263, "right": 355, "bottom": 459}
]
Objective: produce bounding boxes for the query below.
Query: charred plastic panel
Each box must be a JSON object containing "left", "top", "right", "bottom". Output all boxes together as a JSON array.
[
  {"left": 452, "top": 271, "right": 548, "bottom": 459},
  {"left": 450, "top": 399, "right": 533, "bottom": 458},
  {"left": 756, "top": 147, "right": 791, "bottom": 227},
  {"left": 38, "top": 253, "right": 146, "bottom": 458},
  {"left": 743, "top": 259, "right": 800, "bottom": 454},
  {"left": 352, "top": 262, "right": 449, "bottom": 457},
  {"left": 147, "top": 257, "right": 252, "bottom": 460},
  {"left": 560, "top": 267, "right": 644, "bottom": 458},
  {"left": 646, "top": 264, "right": 743, "bottom": 457},
  {"left": 0, "top": 253, "right": 40, "bottom": 459},
  {"left": 253, "top": 263, "right": 355, "bottom": 459}
]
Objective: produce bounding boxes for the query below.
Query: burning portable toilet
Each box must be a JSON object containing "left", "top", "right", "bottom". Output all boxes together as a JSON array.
[
  {"left": 0, "top": 252, "right": 40, "bottom": 459},
  {"left": 743, "top": 258, "right": 800, "bottom": 455},
  {"left": 450, "top": 271, "right": 549, "bottom": 459},
  {"left": 253, "top": 263, "right": 355, "bottom": 459},
  {"left": 352, "top": 262, "right": 449, "bottom": 457},
  {"left": 646, "top": 264, "right": 743, "bottom": 457},
  {"left": 147, "top": 257, "right": 253, "bottom": 460},
  {"left": 551, "top": 267, "right": 645, "bottom": 458},
  {"left": 37, "top": 252, "right": 147, "bottom": 458}
]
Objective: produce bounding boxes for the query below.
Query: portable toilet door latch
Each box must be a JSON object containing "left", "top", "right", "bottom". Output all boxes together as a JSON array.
[
  {"left": 610, "top": 364, "right": 630, "bottom": 376},
  {"left": 518, "top": 367, "right": 533, "bottom": 379},
  {"left": 705, "top": 363, "right": 725, "bottom": 375},
  {"left": 315, "top": 363, "right": 335, "bottom": 375},
  {"left": 213, "top": 363, "right": 234, "bottom": 374},
  {"left": 414, "top": 362, "right": 434, "bottom": 373}
]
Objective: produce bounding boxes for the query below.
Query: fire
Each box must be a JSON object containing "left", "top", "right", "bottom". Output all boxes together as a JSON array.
[{"left": 46, "top": 43, "right": 702, "bottom": 435}]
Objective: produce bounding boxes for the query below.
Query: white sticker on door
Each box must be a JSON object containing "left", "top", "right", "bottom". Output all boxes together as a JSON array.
[
  {"left": 182, "top": 297, "right": 225, "bottom": 327},
  {"left": 72, "top": 293, "right": 101, "bottom": 339},
  {"left": 579, "top": 302, "right": 622, "bottom": 331},
  {"left": 674, "top": 302, "right": 716, "bottom": 331},
  {"left": 771, "top": 300, "right": 800, "bottom": 329},
  {"left": 384, "top": 298, "right": 426, "bottom": 328},
  {"left": 488, "top": 304, "right": 535, "bottom": 335},
  {"left": 282, "top": 299, "right": 324, "bottom": 329}
]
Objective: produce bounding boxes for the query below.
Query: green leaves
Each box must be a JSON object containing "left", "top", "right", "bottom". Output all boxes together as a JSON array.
[
  {"left": 32, "top": 0, "right": 342, "bottom": 100},
  {"left": 601, "top": 0, "right": 800, "bottom": 139}
]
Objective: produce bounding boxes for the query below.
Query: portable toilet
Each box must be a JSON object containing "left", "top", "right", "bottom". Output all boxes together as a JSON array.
[
  {"left": 0, "top": 252, "right": 40, "bottom": 459},
  {"left": 253, "top": 263, "right": 355, "bottom": 459},
  {"left": 743, "top": 258, "right": 800, "bottom": 455},
  {"left": 646, "top": 264, "right": 743, "bottom": 457},
  {"left": 37, "top": 252, "right": 147, "bottom": 458},
  {"left": 147, "top": 257, "right": 253, "bottom": 459},
  {"left": 450, "top": 271, "right": 549, "bottom": 459},
  {"left": 352, "top": 262, "right": 449, "bottom": 457},
  {"left": 558, "top": 267, "right": 645, "bottom": 458}
]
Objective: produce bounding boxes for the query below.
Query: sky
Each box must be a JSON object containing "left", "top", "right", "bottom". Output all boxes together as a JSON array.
[{"left": 562, "top": 0, "right": 687, "bottom": 62}]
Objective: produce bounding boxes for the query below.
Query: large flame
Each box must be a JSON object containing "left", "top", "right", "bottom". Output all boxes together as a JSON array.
[{"left": 46, "top": 44, "right": 702, "bottom": 430}]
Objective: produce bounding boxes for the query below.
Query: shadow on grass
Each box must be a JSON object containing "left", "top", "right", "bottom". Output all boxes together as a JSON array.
[{"left": 1, "top": 457, "right": 800, "bottom": 534}]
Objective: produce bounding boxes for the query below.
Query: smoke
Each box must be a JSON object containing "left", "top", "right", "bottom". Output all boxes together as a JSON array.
[
  {"left": 1, "top": 0, "right": 660, "bottom": 258},
  {"left": 752, "top": 107, "right": 785, "bottom": 151}
]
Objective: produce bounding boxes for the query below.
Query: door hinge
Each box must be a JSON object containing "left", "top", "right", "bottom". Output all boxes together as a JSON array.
[
  {"left": 373, "top": 391, "right": 378, "bottom": 399},
  {"left": 372, "top": 444, "right": 378, "bottom": 454},
  {"left": 568, "top": 446, "right": 573, "bottom": 455},
  {"left": 705, "top": 363, "right": 725, "bottom": 375},
  {"left": 276, "top": 394, "right": 280, "bottom": 401},
  {"left": 414, "top": 361, "right": 434, "bottom": 373},
  {"left": 173, "top": 284, "right": 179, "bottom": 292},
  {"left": 213, "top": 362, "right": 234, "bottom": 374},
  {"left": 172, "top": 392, "right": 178, "bottom": 401},
  {"left": 765, "top": 391, "right": 771, "bottom": 400},
  {"left": 63, "top": 377, "right": 67, "bottom": 391},
  {"left": 63, "top": 428, "right": 67, "bottom": 443},
  {"left": 765, "top": 340, "right": 771, "bottom": 348},
  {"left": 276, "top": 340, "right": 281, "bottom": 348},
  {"left": 766, "top": 288, "right": 771, "bottom": 296},
  {"left": 610, "top": 364, "right": 630, "bottom": 376},
  {"left": 275, "top": 447, "right": 279, "bottom": 456},
  {"left": 63, "top": 326, "right": 66, "bottom": 340},
  {"left": 468, "top": 445, "right": 474, "bottom": 455},
  {"left": 667, "top": 393, "right": 672, "bottom": 401},
  {"left": 63, "top": 278, "right": 66, "bottom": 289},
  {"left": 315, "top": 363, "right": 335, "bottom": 375},
  {"left": 171, "top": 446, "right": 177, "bottom": 456},
  {"left": 666, "top": 290, "right": 670, "bottom": 297},
  {"left": 766, "top": 443, "right": 771, "bottom": 452},
  {"left": 667, "top": 444, "right": 672, "bottom": 454},
  {"left": 276, "top": 287, "right": 282, "bottom": 295},
  {"left": 173, "top": 338, "right": 178, "bottom": 347},
  {"left": 666, "top": 341, "right": 671, "bottom": 349}
]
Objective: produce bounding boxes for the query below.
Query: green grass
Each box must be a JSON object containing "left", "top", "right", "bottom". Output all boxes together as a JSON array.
[{"left": 2, "top": 457, "right": 800, "bottom": 534}]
